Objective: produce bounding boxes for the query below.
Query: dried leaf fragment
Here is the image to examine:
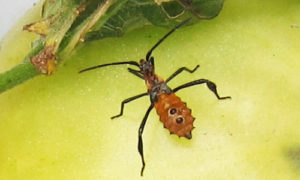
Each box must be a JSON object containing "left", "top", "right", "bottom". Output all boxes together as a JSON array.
[
  {"left": 30, "top": 46, "right": 57, "bottom": 75},
  {"left": 23, "top": 15, "right": 56, "bottom": 36}
]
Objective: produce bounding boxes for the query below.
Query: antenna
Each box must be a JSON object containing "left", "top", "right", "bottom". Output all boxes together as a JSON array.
[
  {"left": 79, "top": 18, "right": 193, "bottom": 73},
  {"left": 145, "top": 17, "right": 192, "bottom": 61},
  {"left": 79, "top": 61, "right": 139, "bottom": 73}
]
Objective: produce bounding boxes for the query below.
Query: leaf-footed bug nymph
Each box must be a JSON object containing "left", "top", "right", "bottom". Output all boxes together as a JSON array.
[{"left": 79, "top": 17, "right": 231, "bottom": 176}]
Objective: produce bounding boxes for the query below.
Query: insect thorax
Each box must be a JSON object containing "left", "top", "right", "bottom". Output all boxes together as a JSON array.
[{"left": 148, "top": 81, "right": 172, "bottom": 103}]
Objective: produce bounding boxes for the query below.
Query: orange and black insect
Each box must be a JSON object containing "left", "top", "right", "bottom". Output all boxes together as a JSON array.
[{"left": 79, "top": 18, "right": 231, "bottom": 176}]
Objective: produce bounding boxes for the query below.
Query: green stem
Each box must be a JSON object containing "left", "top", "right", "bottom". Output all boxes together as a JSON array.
[
  {"left": 0, "top": 61, "right": 39, "bottom": 94},
  {"left": 61, "top": 0, "right": 128, "bottom": 55},
  {"left": 0, "top": 40, "right": 44, "bottom": 94}
]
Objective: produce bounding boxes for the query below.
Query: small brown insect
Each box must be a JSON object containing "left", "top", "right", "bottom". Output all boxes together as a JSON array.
[{"left": 79, "top": 18, "right": 231, "bottom": 176}]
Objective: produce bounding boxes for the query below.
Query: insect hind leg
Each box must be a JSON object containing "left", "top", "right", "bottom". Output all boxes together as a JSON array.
[
  {"left": 138, "top": 104, "right": 154, "bottom": 176},
  {"left": 165, "top": 65, "right": 200, "bottom": 83},
  {"left": 173, "top": 79, "right": 231, "bottom": 100},
  {"left": 111, "top": 92, "right": 148, "bottom": 119}
]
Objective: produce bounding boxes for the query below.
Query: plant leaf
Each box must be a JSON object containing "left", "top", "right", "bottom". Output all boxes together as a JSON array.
[{"left": 83, "top": 0, "right": 225, "bottom": 41}]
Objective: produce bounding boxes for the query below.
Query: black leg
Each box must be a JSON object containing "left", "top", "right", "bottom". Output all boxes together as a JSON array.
[
  {"left": 173, "top": 79, "right": 231, "bottom": 100},
  {"left": 128, "top": 68, "right": 144, "bottom": 80},
  {"left": 138, "top": 104, "right": 154, "bottom": 176},
  {"left": 111, "top": 93, "right": 148, "bottom": 119},
  {"left": 165, "top": 65, "right": 200, "bottom": 83}
]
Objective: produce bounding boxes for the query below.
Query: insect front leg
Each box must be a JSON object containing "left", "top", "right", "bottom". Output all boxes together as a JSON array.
[
  {"left": 165, "top": 65, "right": 200, "bottom": 83},
  {"left": 111, "top": 93, "right": 148, "bottom": 119},
  {"left": 173, "top": 79, "right": 231, "bottom": 100},
  {"left": 138, "top": 104, "right": 154, "bottom": 176},
  {"left": 128, "top": 68, "right": 144, "bottom": 80}
]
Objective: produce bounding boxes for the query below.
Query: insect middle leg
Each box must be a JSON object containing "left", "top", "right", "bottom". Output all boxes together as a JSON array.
[
  {"left": 111, "top": 92, "right": 148, "bottom": 119},
  {"left": 173, "top": 79, "right": 231, "bottom": 100},
  {"left": 138, "top": 104, "right": 154, "bottom": 176},
  {"left": 165, "top": 65, "right": 200, "bottom": 83}
]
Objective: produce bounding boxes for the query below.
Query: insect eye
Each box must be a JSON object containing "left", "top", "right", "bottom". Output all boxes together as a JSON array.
[
  {"left": 169, "top": 108, "right": 177, "bottom": 115},
  {"left": 176, "top": 117, "right": 184, "bottom": 124}
]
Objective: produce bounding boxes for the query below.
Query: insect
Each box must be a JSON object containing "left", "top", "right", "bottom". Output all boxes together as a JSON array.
[{"left": 79, "top": 18, "right": 231, "bottom": 176}]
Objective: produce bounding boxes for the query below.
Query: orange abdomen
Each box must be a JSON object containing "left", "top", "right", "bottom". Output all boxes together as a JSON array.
[{"left": 154, "top": 93, "right": 195, "bottom": 139}]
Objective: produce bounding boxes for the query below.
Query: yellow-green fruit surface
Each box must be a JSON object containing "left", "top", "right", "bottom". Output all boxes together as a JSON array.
[{"left": 0, "top": 0, "right": 300, "bottom": 179}]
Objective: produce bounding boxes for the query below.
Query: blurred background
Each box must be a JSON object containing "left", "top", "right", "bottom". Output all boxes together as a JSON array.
[{"left": 0, "top": 0, "right": 38, "bottom": 40}]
